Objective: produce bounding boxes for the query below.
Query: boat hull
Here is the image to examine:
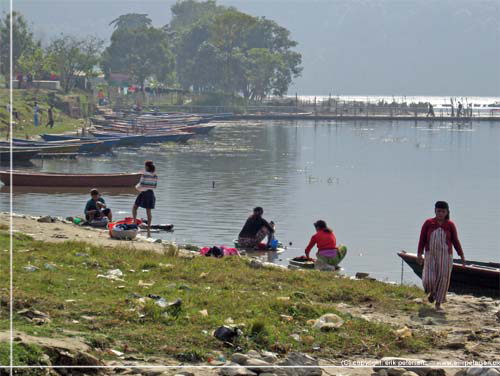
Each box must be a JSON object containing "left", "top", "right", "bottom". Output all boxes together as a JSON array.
[
  {"left": 0, "top": 170, "right": 141, "bottom": 187},
  {"left": 398, "top": 251, "right": 500, "bottom": 296},
  {"left": 0, "top": 151, "right": 39, "bottom": 164}
]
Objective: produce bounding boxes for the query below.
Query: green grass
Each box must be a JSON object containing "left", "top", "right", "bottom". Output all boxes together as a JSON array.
[
  {"left": 0, "top": 230, "right": 436, "bottom": 364},
  {"left": 0, "top": 342, "right": 45, "bottom": 371},
  {"left": 0, "top": 88, "right": 88, "bottom": 139}
]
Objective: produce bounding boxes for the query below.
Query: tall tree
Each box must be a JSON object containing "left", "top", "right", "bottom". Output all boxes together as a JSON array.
[
  {"left": 17, "top": 41, "right": 54, "bottom": 80},
  {"left": 0, "top": 11, "right": 35, "bottom": 78},
  {"left": 48, "top": 35, "right": 102, "bottom": 92},
  {"left": 168, "top": 2, "right": 302, "bottom": 98},
  {"left": 101, "top": 25, "right": 174, "bottom": 88},
  {"left": 109, "top": 13, "right": 152, "bottom": 32}
]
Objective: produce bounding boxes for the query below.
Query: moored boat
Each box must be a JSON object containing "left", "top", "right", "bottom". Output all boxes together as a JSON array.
[
  {"left": 398, "top": 251, "right": 500, "bottom": 296},
  {"left": 0, "top": 150, "right": 39, "bottom": 164},
  {"left": 0, "top": 170, "right": 142, "bottom": 187}
]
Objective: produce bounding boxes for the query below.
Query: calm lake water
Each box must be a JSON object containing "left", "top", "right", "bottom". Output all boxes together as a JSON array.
[{"left": 2, "top": 120, "right": 499, "bottom": 284}]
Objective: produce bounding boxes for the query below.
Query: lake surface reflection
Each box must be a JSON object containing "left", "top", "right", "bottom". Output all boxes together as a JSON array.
[{"left": 2, "top": 120, "right": 499, "bottom": 284}]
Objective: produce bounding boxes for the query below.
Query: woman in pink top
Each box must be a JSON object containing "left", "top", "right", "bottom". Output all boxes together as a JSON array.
[
  {"left": 305, "top": 220, "right": 347, "bottom": 270},
  {"left": 417, "top": 201, "right": 466, "bottom": 310}
]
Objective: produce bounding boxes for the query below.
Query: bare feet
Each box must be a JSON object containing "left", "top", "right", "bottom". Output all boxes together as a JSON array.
[{"left": 435, "top": 302, "right": 443, "bottom": 311}]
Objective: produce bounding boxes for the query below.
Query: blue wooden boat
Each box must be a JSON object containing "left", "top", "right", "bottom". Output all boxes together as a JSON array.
[
  {"left": 41, "top": 134, "right": 95, "bottom": 142},
  {"left": 91, "top": 132, "right": 146, "bottom": 146},
  {"left": 11, "top": 138, "right": 109, "bottom": 154}
]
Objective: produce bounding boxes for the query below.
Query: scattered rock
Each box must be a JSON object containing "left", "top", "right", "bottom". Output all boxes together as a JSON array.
[
  {"left": 289, "top": 334, "right": 301, "bottom": 342},
  {"left": 17, "top": 308, "right": 51, "bottom": 324},
  {"left": 484, "top": 369, "right": 500, "bottom": 376},
  {"left": 274, "top": 352, "right": 322, "bottom": 376},
  {"left": 231, "top": 353, "right": 249, "bottom": 365},
  {"left": 250, "top": 259, "right": 263, "bottom": 269},
  {"left": 261, "top": 351, "right": 278, "bottom": 363},
  {"left": 246, "top": 350, "right": 261, "bottom": 359},
  {"left": 312, "top": 313, "right": 344, "bottom": 331},
  {"left": 199, "top": 309, "right": 208, "bottom": 317},
  {"left": 466, "top": 368, "right": 483, "bottom": 376},
  {"left": 38, "top": 215, "right": 55, "bottom": 223},
  {"left": 401, "top": 372, "right": 420, "bottom": 376},
  {"left": 495, "top": 310, "right": 500, "bottom": 321},
  {"left": 387, "top": 368, "right": 408, "bottom": 376},
  {"left": 219, "top": 364, "right": 257, "bottom": 376},
  {"left": 246, "top": 358, "right": 272, "bottom": 372},
  {"left": 280, "top": 315, "right": 293, "bottom": 322},
  {"left": 378, "top": 370, "right": 389, "bottom": 376}
]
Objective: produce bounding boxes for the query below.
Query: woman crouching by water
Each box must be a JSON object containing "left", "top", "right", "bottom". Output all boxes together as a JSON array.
[
  {"left": 305, "top": 220, "right": 347, "bottom": 271},
  {"left": 417, "top": 201, "right": 466, "bottom": 311},
  {"left": 132, "top": 160, "right": 158, "bottom": 237}
]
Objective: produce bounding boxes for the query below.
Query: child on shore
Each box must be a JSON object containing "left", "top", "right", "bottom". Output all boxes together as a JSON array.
[{"left": 132, "top": 160, "right": 158, "bottom": 238}]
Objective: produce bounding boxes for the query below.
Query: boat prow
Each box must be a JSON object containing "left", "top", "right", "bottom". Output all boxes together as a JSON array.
[{"left": 398, "top": 251, "right": 500, "bottom": 297}]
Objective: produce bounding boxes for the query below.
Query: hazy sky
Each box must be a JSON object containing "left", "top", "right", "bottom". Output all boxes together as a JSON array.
[{"left": 4, "top": 0, "right": 500, "bottom": 96}]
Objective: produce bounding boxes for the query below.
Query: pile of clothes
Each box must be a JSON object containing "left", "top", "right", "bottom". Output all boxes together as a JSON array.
[{"left": 200, "top": 246, "right": 240, "bottom": 258}]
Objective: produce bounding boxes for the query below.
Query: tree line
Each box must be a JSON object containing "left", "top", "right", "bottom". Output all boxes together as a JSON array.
[{"left": 1, "top": 0, "right": 302, "bottom": 100}]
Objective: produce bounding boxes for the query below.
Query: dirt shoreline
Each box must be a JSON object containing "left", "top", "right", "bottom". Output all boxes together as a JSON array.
[
  {"left": 2, "top": 212, "right": 187, "bottom": 256},
  {"left": 1, "top": 214, "right": 499, "bottom": 376}
]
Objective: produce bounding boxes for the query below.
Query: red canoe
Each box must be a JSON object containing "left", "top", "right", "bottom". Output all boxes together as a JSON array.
[{"left": 0, "top": 170, "right": 141, "bottom": 187}]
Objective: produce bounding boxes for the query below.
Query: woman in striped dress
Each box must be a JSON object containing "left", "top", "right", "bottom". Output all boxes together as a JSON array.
[
  {"left": 417, "top": 201, "right": 466, "bottom": 310},
  {"left": 133, "top": 160, "right": 158, "bottom": 237}
]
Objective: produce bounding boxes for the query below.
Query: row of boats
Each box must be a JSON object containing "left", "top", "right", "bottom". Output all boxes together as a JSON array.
[{"left": 1, "top": 112, "right": 227, "bottom": 165}]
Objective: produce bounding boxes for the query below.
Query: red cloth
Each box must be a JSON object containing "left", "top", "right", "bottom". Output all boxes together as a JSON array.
[
  {"left": 305, "top": 230, "right": 336, "bottom": 258},
  {"left": 417, "top": 218, "right": 464, "bottom": 257}
]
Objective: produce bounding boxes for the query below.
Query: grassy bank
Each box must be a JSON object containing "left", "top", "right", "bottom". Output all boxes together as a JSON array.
[
  {"left": 0, "top": 228, "right": 437, "bottom": 366},
  {"left": 0, "top": 89, "right": 88, "bottom": 139}
]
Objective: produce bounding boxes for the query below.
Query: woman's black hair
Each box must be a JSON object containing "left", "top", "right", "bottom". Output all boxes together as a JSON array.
[
  {"left": 435, "top": 201, "right": 450, "bottom": 220},
  {"left": 145, "top": 160, "right": 155, "bottom": 173},
  {"left": 314, "top": 220, "right": 333, "bottom": 233}
]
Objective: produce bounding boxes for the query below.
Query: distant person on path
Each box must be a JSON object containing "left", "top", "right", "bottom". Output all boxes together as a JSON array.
[
  {"left": 457, "top": 102, "right": 463, "bottom": 117},
  {"left": 305, "top": 220, "right": 347, "bottom": 270},
  {"left": 132, "top": 160, "right": 158, "bottom": 238},
  {"left": 26, "top": 73, "right": 33, "bottom": 88},
  {"left": 427, "top": 103, "right": 435, "bottom": 117},
  {"left": 16, "top": 73, "right": 23, "bottom": 89},
  {"left": 45, "top": 105, "right": 54, "bottom": 128},
  {"left": 85, "top": 189, "right": 113, "bottom": 222},
  {"left": 417, "top": 201, "right": 466, "bottom": 311},
  {"left": 33, "top": 102, "right": 40, "bottom": 127},
  {"left": 238, "top": 207, "right": 275, "bottom": 249}
]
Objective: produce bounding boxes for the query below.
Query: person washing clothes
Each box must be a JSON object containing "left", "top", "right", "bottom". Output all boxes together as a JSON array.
[
  {"left": 305, "top": 220, "right": 347, "bottom": 270},
  {"left": 238, "top": 207, "right": 275, "bottom": 249}
]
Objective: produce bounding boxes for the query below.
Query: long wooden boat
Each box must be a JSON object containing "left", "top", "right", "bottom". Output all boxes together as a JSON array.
[
  {"left": 10, "top": 139, "right": 108, "bottom": 154},
  {"left": 398, "top": 251, "right": 500, "bottom": 296},
  {"left": 0, "top": 150, "right": 39, "bottom": 164},
  {"left": 91, "top": 132, "right": 146, "bottom": 146},
  {"left": 41, "top": 135, "right": 121, "bottom": 150},
  {"left": 0, "top": 143, "right": 80, "bottom": 154},
  {"left": 0, "top": 170, "right": 142, "bottom": 187}
]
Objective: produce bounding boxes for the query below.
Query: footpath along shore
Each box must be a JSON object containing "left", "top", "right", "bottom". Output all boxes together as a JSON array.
[{"left": 0, "top": 214, "right": 499, "bottom": 376}]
